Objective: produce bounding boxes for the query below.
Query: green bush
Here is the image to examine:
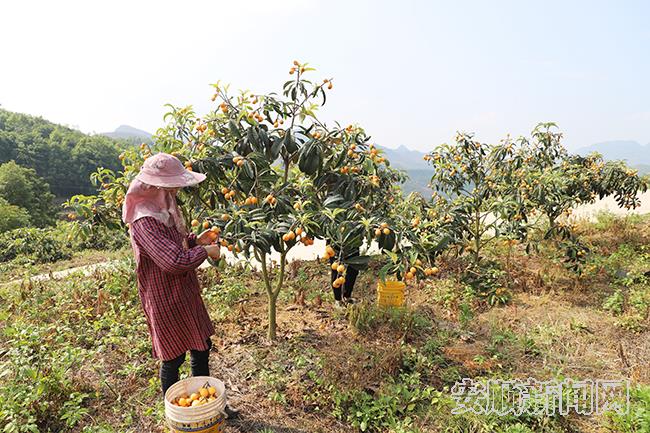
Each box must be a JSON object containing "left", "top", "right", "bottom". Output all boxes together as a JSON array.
[
  {"left": 61, "top": 222, "right": 128, "bottom": 251},
  {"left": 0, "top": 197, "right": 30, "bottom": 232},
  {"left": 0, "top": 223, "right": 128, "bottom": 266},
  {"left": 607, "top": 384, "right": 650, "bottom": 433},
  {"left": 346, "top": 302, "right": 432, "bottom": 336},
  {"left": 461, "top": 260, "right": 511, "bottom": 306},
  {"left": 0, "top": 227, "right": 72, "bottom": 264},
  {"left": 0, "top": 161, "right": 56, "bottom": 227},
  {"left": 331, "top": 371, "right": 440, "bottom": 432}
]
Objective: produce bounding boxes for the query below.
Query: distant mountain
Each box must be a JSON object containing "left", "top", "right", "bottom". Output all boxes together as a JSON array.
[
  {"left": 376, "top": 145, "right": 433, "bottom": 195},
  {"left": 634, "top": 164, "right": 650, "bottom": 175},
  {"left": 577, "top": 141, "right": 650, "bottom": 165},
  {"left": 401, "top": 169, "right": 434, "bottom": 196},
  {"left": 378, "top": 145, "right": 431, "bottom": 171},
  {"left": 101, "top": 125, "right": 153, "bottom": 143},
  {"left": 381, "top": 138, "right": 650, "bottom": 197}
]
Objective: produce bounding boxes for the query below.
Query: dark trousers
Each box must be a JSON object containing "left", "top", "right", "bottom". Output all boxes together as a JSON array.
[
  {"left": 329, "top": 255, "right": 359, "bottom": 301},
  {"left": 160, "top": 338, "right": 212, "bottom": 395}
]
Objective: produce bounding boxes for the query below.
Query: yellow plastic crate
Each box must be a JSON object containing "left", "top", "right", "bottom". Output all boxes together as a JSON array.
[{"left": 377, "top": 280, "right": 405, "bottom": 307}]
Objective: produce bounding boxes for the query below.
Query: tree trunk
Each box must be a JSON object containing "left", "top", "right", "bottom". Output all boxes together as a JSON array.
[
  {"left": 267, "top": 292, "right": 277, "bottom": 340},
  {"left": 257, "top": 248, "right": 286, "bottom": 341},
  {"left": 548, "top": 213, "right": 556, "bottom": 231},
  {"left": 474, "top": 208, "right": 481, "bottom": 265}
]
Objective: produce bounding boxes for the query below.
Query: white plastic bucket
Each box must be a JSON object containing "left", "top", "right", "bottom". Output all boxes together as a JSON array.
[{"left": 164, "top": 376, "right": 227, "bottom": 433}]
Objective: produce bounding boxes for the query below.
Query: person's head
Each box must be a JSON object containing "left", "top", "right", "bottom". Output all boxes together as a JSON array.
[
  {"left": 135, "top": 153, "right": 205, "bottom": 189},
  {"left": 122, "top": 153, "right": 206, "bottom": 229}
]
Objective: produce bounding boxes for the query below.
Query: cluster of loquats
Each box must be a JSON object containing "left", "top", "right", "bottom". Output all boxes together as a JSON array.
[
  {"left": 289, "top": 60, "right": 333, "bottom": 90},
  {"left": 288, "top": 60, "right": 303, "bottom": 75},
  {"left": 423, "top": 266, "right": 440, "bottom": 277},
  {"left": 322, "top": 246, "right": 346, "bottom": 288},
  {"left": 338, "top": 143, "right": 364, "bottom": 174},
  {"left": 282, "top": 227, "right": 314, "bottom": 246},
  {"left": 219, "top": 238, "right": 241, "bottom": 253},
  {"left": 139, "top": 142, "right": 152, "bottom": 160},
  {"left": 247, "top": 110, "right": 265, "bottom": 123},
  {"left": 221, "top": 187, "right": 236, "bottom": 201},
  {"left": 404, "top": 258, "right": 440, "bottom": 282},
  {"left": 190, "top": 220, "right": 221, "bottom": 239},
  {"left": 232, "top": 155, "right": 245, "bottom": 167},
  {"left": 373, "top": 222, "right": 392, "bottom": 238},
  {"left": 322, "top": 245, "right": 336, "bottom": 260},
  {"left": 422, "top": 151, "right": 443, "bottom": 163},
  {"left": 289, "top": 60, "right": 334, "bottom": 90},
  {"left": 331, "top": 262, "right": 347, "bottom": 288},
  {"left": 171, "top": 383, "right": 219, "bottom": 408},
  {"left": 346, "top": 142, "right": 358, "bottom": 158},
  {"left": 339, "top": 165, "right": 361, "bottom": 175},
  {"left": 367, "top": 144, "right": 385, "bottom": 164},
  {"left": 264, "top": 194, "right": 277, "bottom": 206},
  {"left": 404, "top": 266, "right": 417, "bottom": 281}
]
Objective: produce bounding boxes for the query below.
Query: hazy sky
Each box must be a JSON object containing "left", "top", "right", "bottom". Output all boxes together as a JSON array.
[{"left": 1, "top": 0, "right": 649, "bottom": 151}]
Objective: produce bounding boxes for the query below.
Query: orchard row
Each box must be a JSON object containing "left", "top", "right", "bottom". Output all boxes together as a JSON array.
[{"left": 66, "top": 62, "right": 648, "bottom": 339}]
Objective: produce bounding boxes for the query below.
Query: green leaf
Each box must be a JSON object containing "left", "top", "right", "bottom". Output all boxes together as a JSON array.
[{"left": 229, "top": 120, "right": 241, "bottom": 139}]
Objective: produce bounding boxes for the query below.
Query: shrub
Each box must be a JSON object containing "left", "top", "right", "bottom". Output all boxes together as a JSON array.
[
  {"left": 63, "top": 222, "right": 128, "bottom": 251},
  {"left": 603, "top": 289, "right": 625, "bottom": 315},
  {"left": 0, "top": 227, "right": 71, "bottom": 264},
  {"left": 331, "top": 371, "right": 440, "bottom": 432},
  {"left": 461, "top": 260, "right": 511, "bottom": 306},
  {"left": 0, "top": 160, "right": 57, "bottom": 227},
  {"left": 606, "top": 384, "right": 650, "bottom": 433},
  {"left": 0, "top": 197, "right": 30, "bottom": 233}
]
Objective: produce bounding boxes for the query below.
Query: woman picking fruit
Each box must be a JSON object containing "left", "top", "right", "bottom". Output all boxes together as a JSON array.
[{"left": 121, "top": 153, "right": 222, "bottom": 395}]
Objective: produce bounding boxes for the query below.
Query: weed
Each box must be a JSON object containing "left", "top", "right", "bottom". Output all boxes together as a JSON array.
[
  {"left": 330, "top": 371, "right": 442, "bottom": 432},
  {"left": 603, "top": 289, "right": 625, "bottom": 315},
  {"left": 606, "top": 384, "right": 650, "bottom": 433},
  {"left": 462, "top": 261, "right": 511, "bottom": 306},
  {"left": 347, "top": 302, "right": 431, "bottom": 338}
]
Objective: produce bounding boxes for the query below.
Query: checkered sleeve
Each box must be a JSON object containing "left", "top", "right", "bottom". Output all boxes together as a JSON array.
[{"left": 132, "top": 217, "right": 207, "bottom": 275}]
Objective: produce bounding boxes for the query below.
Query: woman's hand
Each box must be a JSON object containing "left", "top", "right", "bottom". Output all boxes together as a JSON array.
[
  {"left": 204, "top": 245, "right": 221, "bottom": 259},
  {"left": 197, "top": 229, "right": 219, "bottom": 246}
]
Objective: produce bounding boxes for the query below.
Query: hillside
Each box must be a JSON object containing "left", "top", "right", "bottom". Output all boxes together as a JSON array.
[
  {"left": 635, "top": 164, "right": 650, "bottom": 175},
  {"left": 0, "top": 109, "right": 125, "bottom": 197},
  {"left": 378, "top": 144, "right": 431, "bottom": 170},
  {"left": 401, "top": 169, "right": 433, "bottom": 196},
  {"left": 378, "top": 145, "right": 433, "bottom": 195},
  {"left": 577, "top": 140, "right": 650, "bottom": 165}
]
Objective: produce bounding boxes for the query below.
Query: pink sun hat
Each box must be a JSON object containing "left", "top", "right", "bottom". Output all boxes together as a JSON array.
[{"left": 135, "top": 153, "right": 206, "bottom": 188}]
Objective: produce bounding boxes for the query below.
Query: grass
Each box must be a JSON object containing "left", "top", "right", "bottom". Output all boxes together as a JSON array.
[
  {"left": 0, "top": 247, "right": 129, "bottom": 283},
  {"left": 0, "top": 214, "right": 649, "bottom": 432}
]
